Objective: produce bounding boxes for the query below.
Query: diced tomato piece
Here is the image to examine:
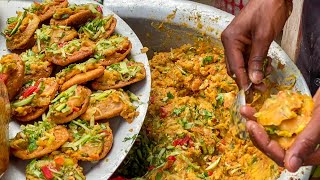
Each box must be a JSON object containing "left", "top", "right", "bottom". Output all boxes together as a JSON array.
[
  {"left": 208, "top": 171, "right": 213, "bottom": 176},
  {"left": 72, "top": 106, "right": 80, "bottom": 112},
  {"left": 41, "top": 166, "right": 54, "bottom": 180},
  {"left": 160, "top": 107, "right": 167, "bottom": 118},
  {"left": 54, "top": 157, "right": 64, "bottom": 166},
  {"left": 148, "top": 165, "right": 155, "bottom": 171},
  {"left": 0, "top": 73, "right": 8, "bottom": 84},
  {"left": 167, "top": 156, "right": 176, "bottom": 161},
  {"left": 96, "top": 6, "right": 103, "bottom": 13}
]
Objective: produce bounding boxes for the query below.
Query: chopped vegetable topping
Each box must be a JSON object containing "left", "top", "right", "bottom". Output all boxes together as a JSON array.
[
  {"left": 79, "top": 15, "right": 113, "bottom": 40},
  {"left": 62, "top": 119, "right": 108, "bottom": 152},
  {"left": 10, "top": 121, "right": 55, "bottom": 152},
  {"left": 46, "top": 39, "right": 82, "bottom": 58},
  {"left": 3, "top": 11, "right": 27, "bottom": 36}
]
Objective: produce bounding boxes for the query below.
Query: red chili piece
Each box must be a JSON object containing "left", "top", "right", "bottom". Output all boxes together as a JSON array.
[
  {"left": 172, "top": 135, "right": 191, "bottom": 147},
  {"left": 41, "top": 166, "right": 54, "bottom": 180}
]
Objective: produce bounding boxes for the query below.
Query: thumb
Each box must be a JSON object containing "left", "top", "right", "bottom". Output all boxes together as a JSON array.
[
  {"left": 284, "top": 104, "right": 320, "bottom": 172},
  {"left": 248, "top": 36, "right": 273, "bottom": 84}
]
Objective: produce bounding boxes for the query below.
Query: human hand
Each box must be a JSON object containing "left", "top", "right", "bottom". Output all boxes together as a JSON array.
[
  {"left": 241, "top": 88, "right": 320, "bottom": 172},
  {"left": 221, "top": 0, "right": 291, "bottom": 90}
]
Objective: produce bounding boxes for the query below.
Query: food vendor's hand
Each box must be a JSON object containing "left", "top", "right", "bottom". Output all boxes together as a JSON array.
[
  {"left": 221, "top": 0, "right": 291, "bottom": 90},
  {"left": 242, "top": 89, "right": 320, "bottom": 172},
  {"left": 284, "top": 89, "right": 320, "bottom": 172},
  {"left": 240, "top": 105, "right": 285, "bottom": 166}
]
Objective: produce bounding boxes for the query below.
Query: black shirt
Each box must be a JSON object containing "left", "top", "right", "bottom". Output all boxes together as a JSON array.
[{"left": 296, "top": 0, "right": 320, "bottom": 96}]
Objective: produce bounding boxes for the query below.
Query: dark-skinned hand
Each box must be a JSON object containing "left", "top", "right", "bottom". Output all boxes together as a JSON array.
[{"left": 242, "top": 88, "right": 320, "bottom": 172}]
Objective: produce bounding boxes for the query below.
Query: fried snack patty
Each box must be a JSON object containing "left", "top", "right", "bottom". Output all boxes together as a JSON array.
[
  {"left": 33, "top": 25, "right": 78, "bottom": 53},
  {"left": 47, "top": 85, "right": 91, "bottom": 124},
  {"left": 254, "top": 90, "right": 314, "bottom": 149},
  {"left": 0, "top": 54, "right": 25, "bottom": 100},
  {"left": 50, "top": 4, "right": 102, "bottom": 27},
  {"left": 12, "top": 78, "right": 58, "bottom": 122},
  {"left": 94, "top": 35, "right": 132, "bottom": 66},
  {"left": 56, "top": 58, "right": 104, "bottom": 91},
  {"left": 20, "top": 50, "right": 53, "bottom": 83},
  {"left": 92, "top": 59, "right": 146, "bottom": 90},
  {"left": 4, "top": 12, "right": 40, "bottom": 50},
  {"left": 10, "top": 121, "right": 69, "bottom": 160},
  {"left": 46, "top": 38, "right": 95, "bottom": 66},
  {"left": 79, "top": 15, "right": 117, "bottom": 41},
  {"left": 26, "top": 152, "right": 85, "bottom": 180},
  {"left": 27, "top": 0, "right": 68, "bottom": 22},
  {"left": 80, "top": 89, "right": 138, "bottom": 123},
  {"left": 62, "top": 120, "right": 113, "bottom": 161}
]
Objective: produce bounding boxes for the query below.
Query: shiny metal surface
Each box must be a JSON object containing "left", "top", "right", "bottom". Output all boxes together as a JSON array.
[
  {"left": 105, "top": 0, "right": 312, "bottom": 179},
  {"left": 0, "top": 1, "right": 150, "bottom": 179}
]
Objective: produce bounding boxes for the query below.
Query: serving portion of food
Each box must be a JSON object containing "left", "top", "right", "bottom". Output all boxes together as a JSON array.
[
  {"left": 81, "top": 89, "right": 138, "bottom": 123},
  {"left": 0, "top": 54, "right": 25, "bottom": 100},
  {"left": 254, "top": 90, "right": 314, "bottom": 149},
  {"left": 62, "top": 119, "right": 113, "bottom": 161},
  {"left": 26, "top": 152, "right": 85, "bottom": 180},
  {"left": 11, "top": 78, "right": 58, "bottom": 122},
  {"left": 0, "top": 1, "right": 148, "bottom": 179},
  {"left": 20, "top": 50, "right": 53, "bottom": 83},
  {"left": 10, "top": 121, "right": 69, "bottom": 160},
  {"left": 91, "top": 59, "right": 146, "bottom": 90},
  {"left": 115, "top": 41, "right": 282, "bottom": 179},
  {"left": 0, "top": 81, "right": 10, "bottom": 178}
]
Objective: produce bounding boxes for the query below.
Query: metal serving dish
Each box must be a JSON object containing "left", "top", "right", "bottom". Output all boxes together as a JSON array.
[
  {"left": 105, "top": 0, "right": 312, "bottom": 179},
  {"left": 0, "top": 0, "right": 150, "bottom": 179}
]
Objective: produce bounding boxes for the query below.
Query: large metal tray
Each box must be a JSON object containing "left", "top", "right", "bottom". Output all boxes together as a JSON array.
[
  {"left": 0, "top": 0, "right": 150, "bottom": 179},
  {"left": 105, "top": 0, "right": 312, "bottom": 179}
]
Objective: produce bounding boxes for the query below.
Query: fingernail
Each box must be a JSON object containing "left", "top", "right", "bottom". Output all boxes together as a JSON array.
[
  {"left": 251, "top": 71, "right": 263, "bottom": 84},
  {"left": 289, "top": 156, "right": 302, "bottom": 172}
]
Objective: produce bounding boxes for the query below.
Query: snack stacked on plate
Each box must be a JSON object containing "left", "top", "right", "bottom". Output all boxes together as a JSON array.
[{"left": 1, "top": 1, "right": 146, "bottom": 179}]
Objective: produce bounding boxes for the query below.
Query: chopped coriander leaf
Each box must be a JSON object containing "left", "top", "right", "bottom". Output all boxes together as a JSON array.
[
  {"left": 216, "top": 93, "right": 224, "bottom": 105},
  {"left": 172, "top": 106, "right": 186, "bottom": 116},
  {"left": 202, "top": 56, "right": 213, "bottom": 65},
  {"left": 167, "top": 92, "right": 174, "bottom": 99}
]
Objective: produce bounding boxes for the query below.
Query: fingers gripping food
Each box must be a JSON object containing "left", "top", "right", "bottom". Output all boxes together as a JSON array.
[
  {"left": 45, "top": 38, "right": 95, "bottom": 66},
  {"left": 91, "top": 59, "right": 146, "bottom": 90},
  {"left": 11, "top": 78, "right": 58, "bottom": 122},
  {"left": 80, "top": 89, "right": 138, "bottom": 123},
  {"left": 10, "top": 121, "right": 69, "bottom": 160},
  {"left": 62, "top": 119, "right": 113, "bottom": 161},
  {"left": 50, "top": 4, "right": 102, "bottom": 27},
  {"left": 0, "top": 54, "right": 25, "bottom": 100},
  {"left": 94, "top": 35, "right": 132, "bottom": 66},
  {"left": 33, "top": 25, "right": 78, "bottom": 53},
  {"left": 26, "top": 0, "right": 69, "bottom": 22},
  {"left": 56, "top": 58, "right": 104, "bottom": 92},
  {"left": 26, "top": 152, "right": 85, "bottom": 180},
  {"left": 20, "top": 50, "right": 53, "bottom": 83},
  {"left": 79, "top": 15, "right": 117, "bottom": 41},
  {"left": 254, "top": 90, "right": 314, "bottom": 149},
  {"left": 47, "top": 85, "right": 91, "bottom": 124},
  {"left": 4, "top": 11, "right": 40, "bottom": 50}
]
